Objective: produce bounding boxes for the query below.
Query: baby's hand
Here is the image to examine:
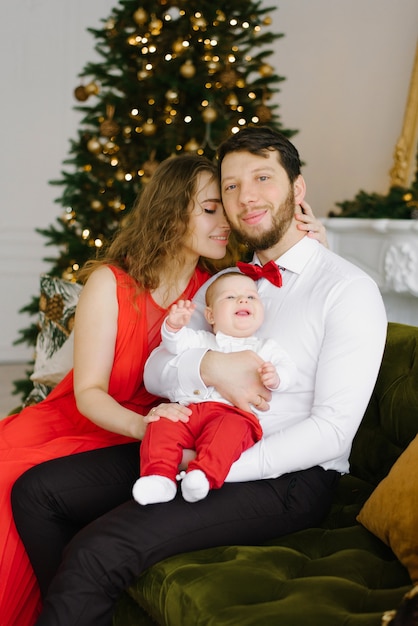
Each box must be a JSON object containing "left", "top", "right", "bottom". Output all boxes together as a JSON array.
[
  {"left": 258, "top": 361, "right": 280, "bottom": 390},
  {"left": 166, "top": 299, "right": 196, "bottom": 331}
]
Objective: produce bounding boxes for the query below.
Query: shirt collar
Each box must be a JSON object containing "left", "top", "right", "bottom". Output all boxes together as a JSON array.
[
  {"left": 215, "top": 331, "right": 259, "bottom": 349},
  {"left": 253, "top": 236, "right": 319, "bottom": 275}
]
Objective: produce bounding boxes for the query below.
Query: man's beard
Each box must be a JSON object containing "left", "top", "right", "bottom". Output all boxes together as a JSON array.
[{"left": 231, "top": 189, "right": 295, "bottom": 251}]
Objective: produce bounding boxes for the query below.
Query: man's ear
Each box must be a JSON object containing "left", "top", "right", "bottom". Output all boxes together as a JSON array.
[
  {"left": 293, "top": 175, "right": 306, "bottom": 205},
  {"left": 204, "top": 307, "right": 215, "bottom": 326}
]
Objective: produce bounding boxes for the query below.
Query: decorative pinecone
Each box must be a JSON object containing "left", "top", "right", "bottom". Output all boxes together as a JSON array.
[{"left": 44, "top": 294, "right": 65, "bottom": 323}]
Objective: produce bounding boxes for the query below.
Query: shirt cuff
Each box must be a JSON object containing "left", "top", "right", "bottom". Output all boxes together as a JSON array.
[{"left": 177, "top": 348, "right": 210, "bottom": 398}]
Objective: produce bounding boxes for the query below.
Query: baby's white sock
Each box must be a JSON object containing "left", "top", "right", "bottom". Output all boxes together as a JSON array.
[
  {"left": 132, "top": 475, "right": 177, "bottom": 505},
  {"left": 181, "top": 469, "right": 210, "bottom": 502}
]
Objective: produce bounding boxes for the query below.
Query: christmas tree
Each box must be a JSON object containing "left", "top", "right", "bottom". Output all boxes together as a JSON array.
[{"left": 14, "top": 0, "right": 295, "bottom": 400}]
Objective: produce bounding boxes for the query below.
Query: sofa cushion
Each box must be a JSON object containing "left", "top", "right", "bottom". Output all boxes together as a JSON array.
[
  {"left": 30, "top": 330, "right": 74, "bottom": 387},
  {"left": 24, "top": 275, "right": 81, "bottom": 406},
  {"left": 348, "top": 322, "right": 418, "bottom": 486},
  {"left": 357, "top": 434, "right": 418, "bottom": 584},
  {"left": 128, "top": 525, "right": 411, "bottom": 626}
]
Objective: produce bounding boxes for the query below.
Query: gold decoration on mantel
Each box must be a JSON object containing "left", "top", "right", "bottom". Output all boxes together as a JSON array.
[{"left": 390, "top": 42, "right": 418, "bottom": 187}]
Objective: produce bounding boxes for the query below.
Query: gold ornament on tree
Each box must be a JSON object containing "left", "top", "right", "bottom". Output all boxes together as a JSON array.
[
  {"left": 255, "top": 88, "right": 273, "bottom": 123},
  {"left": 137, "top": 65, "right": 151, "bottom": 81},
  {"left": 180, "top": 60, "right": 196, "bottom": 78},
  {"left": 184, "top": 138, "right": 200, "bottom": 152},
  {"left": 165, "top": 89, "right": 179, "bottom": 103},
  {"left": 90, "top": 199, "right": 104, "bottom": 212},
  {"left": 149, "top": 15, "right": 163, "bottom": 35},
  {"left": 259, "top": 63, "right": 274, "bottom": 77},
  {"left": 85, "top": 82, "right": 99, "bottom": 96},
  {"left": 100, "top": 104, "right": 120, "bottom": 138},
  {"left": 74, "top": 85, "right": 88, "bottom": 101},
  {"left": 142, "top": 150, "right": 160, "bottom": 183},
  {"left": 172, "top": 38, "right": 185, "bottom": 54},
  {"left": 191, "top": 15, "right": 207, "bottom": 31},
  {"left": 87, "top": 137, "right": 102, "bottom": 154},
  {"left": 219, "top": 66, "right": 238, "bottom": 89},
  {"left": 225, "top": 92, "right": 239, "bottom": 107},
  {"left": 115, "top": 169, "right": 126, "bottom": 182},
  {"left": 103, "top": 140, "right": 118, "bottom": 155},
  {"left": 133, "top": 8, "right": 148, "bottom": 25},
  {"left": 207, "top": 59, "right": 221, "bottom": 74},
  {"left": 255, "top": 104, "right": 272, "bottom": 123},
  {"left": 104, "top": 18, "right": 116, "bottom": 30},
  {"left": 74, "top": 82, "right": 99, "bottom": 101},
  {"left": 142, "top": 119, "right": 157, "bottom": 135},
  {"left": 202, "top": 106, "right": 217, "bottom": 123}
]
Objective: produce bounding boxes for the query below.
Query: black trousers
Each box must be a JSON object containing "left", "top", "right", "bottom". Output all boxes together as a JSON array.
[{"left": 12, "top": 442, "right": 339, "bottom": 626}]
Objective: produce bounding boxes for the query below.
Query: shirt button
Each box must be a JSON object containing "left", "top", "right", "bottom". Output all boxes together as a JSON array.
[{"left": 193, "top": 389, "right": 201, "bottom": 396}]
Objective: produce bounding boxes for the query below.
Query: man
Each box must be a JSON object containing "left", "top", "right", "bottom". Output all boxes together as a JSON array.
[{"left": 31, "top": 127, "right": 388, "bottom": 625}]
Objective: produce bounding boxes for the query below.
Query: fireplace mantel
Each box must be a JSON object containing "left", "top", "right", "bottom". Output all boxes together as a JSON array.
[{"left": 322, "top": 218, "right": 418, "bottom": 325}]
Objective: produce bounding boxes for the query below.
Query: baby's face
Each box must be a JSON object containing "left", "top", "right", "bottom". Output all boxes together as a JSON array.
[{"left": 205, "top": 274, "right": 264, "bottom": 337}]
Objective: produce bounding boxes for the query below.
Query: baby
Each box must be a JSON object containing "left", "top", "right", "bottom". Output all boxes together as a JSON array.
[{"left": 133, "top": 271, "right": 296, "bottom": 505}]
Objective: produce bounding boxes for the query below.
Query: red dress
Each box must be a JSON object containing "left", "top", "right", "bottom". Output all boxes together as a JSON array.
[{"left": 0, "top": 264, "right": 210, "bottom": 626}]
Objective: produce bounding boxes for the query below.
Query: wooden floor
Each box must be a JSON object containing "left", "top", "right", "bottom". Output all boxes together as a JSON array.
[{"left": 0, "top": 362, "right": 28, "bottom": 418}]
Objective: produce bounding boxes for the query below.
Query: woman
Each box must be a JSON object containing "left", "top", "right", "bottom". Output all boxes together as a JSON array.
[
  {"left": 0, "top": 154, "right": 233, "bottom": 626},
  {"left": 4, "top": 152, "right": 325, "bottom": 626}
]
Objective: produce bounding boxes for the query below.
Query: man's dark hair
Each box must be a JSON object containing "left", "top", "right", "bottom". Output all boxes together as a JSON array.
[{"left": 217, "top": 126, "right": 301, "bottom": 183}]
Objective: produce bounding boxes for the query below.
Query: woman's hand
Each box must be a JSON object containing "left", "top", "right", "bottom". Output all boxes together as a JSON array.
[
  {"left": 295, "top": 200, "right": 328, "bottom": 248},
  {"left": 144, "top": 402, "right": 192, "bottom": 424}
]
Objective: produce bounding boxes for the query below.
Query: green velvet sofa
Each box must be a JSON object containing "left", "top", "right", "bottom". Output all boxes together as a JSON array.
[{"left": 113, "top": 322, "right": 418, "bottom": 626}]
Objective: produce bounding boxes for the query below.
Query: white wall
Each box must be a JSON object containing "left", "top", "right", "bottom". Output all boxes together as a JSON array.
[
  {"left": 1, "top": 0, "right": 417, "bottom": 362},
  {"left": 0, "top": 1, "right": 115, "bottom": 362},
  {"left": 272, "top": 0, "right": 418, "bottom": 214}
]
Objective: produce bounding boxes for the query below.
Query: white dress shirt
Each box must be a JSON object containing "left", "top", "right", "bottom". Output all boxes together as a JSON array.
[{"left": 144, "top": 237, "right": 387, "bottom": 480}]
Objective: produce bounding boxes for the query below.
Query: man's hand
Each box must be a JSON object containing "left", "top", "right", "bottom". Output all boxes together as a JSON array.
[{"left": 201, "top": 350, "right": 272, "bottom": 413}]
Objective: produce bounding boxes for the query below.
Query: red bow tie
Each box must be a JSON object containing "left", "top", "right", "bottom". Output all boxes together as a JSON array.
[{"left": 236, "top": 260, "right": 283, "bottom": 287}]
